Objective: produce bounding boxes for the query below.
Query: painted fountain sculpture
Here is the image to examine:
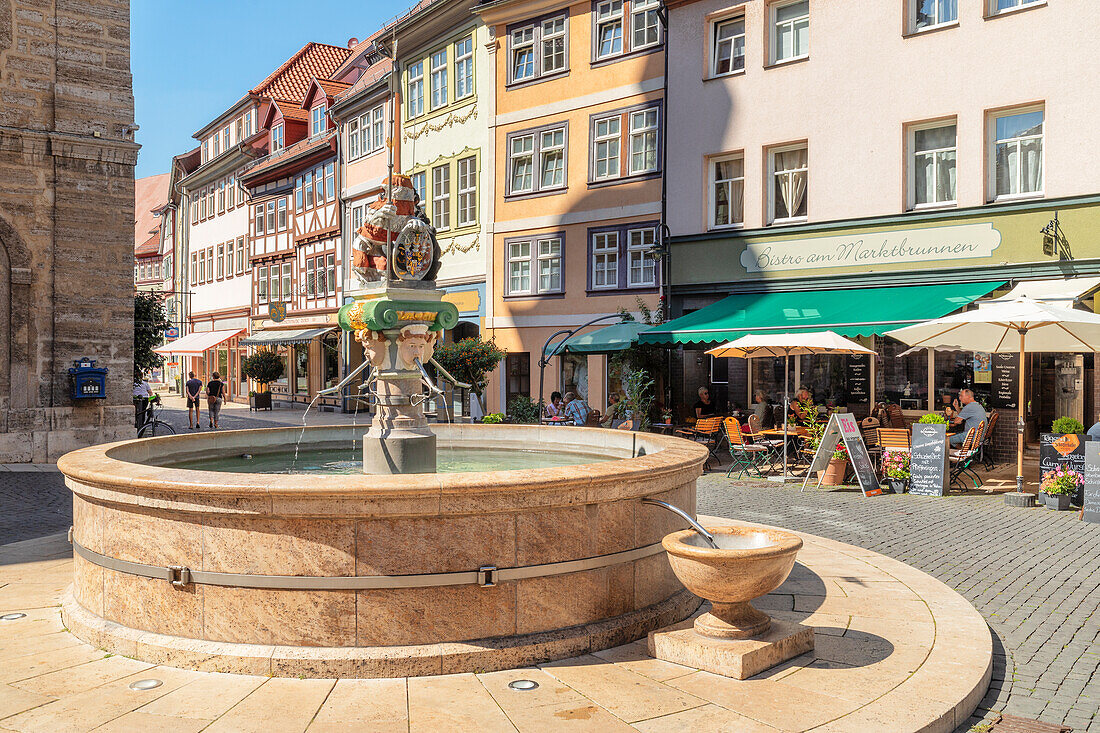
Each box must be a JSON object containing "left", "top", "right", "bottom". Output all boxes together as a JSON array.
[{"left": 57, "top": 176, "right": 806, "bottom": 679}]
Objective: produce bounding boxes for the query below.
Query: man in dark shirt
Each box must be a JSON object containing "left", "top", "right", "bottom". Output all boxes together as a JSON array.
[
  {"left": 185, "top": 371, "right": 203, "bottom": 430},
  {"left": 694, "top": 386, "right": 717, "bottom": 420}
]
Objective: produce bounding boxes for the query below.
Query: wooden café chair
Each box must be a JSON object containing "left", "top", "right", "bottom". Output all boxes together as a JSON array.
[
  {"left": 950, "top": 420, "right": 986, "bottom": 491},
  {"left": 877, "top": 427, "right": 911, "bottom": 453},
  {"left": 723, "top": 418, "right": 770, "bottom": 479},
  {"left": 675, "top": 416, "right": 724, "bottom": 469},
  {"left": 746, "top": 413, "right": 785, "bottom": 471}
]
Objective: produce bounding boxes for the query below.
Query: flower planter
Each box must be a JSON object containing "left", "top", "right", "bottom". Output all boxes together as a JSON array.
[
  {"left": 886, "top": 478, "right": 908, "bottom": 494},
  {"left": 819, "top": 458, "right": 849, "bottom": 487},
  {"left": 250, "top": 392, "right": 272, "bottom": 411},
  {"left": 1042, "top": 492, "right": 1072, "bottom": 511}
]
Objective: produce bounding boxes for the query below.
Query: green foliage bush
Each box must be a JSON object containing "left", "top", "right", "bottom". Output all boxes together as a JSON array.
[
  {"left": 918, "top": 413, "right": 949, "bottom": 425},
  {"left": 432, "top": 337, "right": 506, "bottom": 397},
  {"left": 133, "top": 292, "right": 171, "bottom": 382},
  {"left": 1052, "top": 416, "right": 1085, "bottom": 434},
  {"left": 240, "top": 350, "right": 284, "bottom": 389},
  {"left": 506, "top": 395, "right": 542, "bottom": 424},
  {"left": 481, "top": 413, "right": 504, "bottom": 424}
]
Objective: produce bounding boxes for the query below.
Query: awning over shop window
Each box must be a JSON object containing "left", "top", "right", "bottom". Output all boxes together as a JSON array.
[
  {"left": 153, "top": 329, "right": 242, "bottom": 356},
  {"left": 239, "top": 327, "right": 335, "bottom": 346},
  {"left": 558, "top": 320, "right": 653, "bottom": 354},
  {"left": 639, "top": 281, "right": 1005, "bottom": 346},
  {"left": 992, "top": 276, "right": 1100, "bottom": 306}
]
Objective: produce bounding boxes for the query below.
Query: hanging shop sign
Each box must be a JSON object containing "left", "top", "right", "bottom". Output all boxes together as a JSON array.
[
  {"left": 741, "top": 223, "right": 1002, "bottom": 274},
  {"left": 846, "top": 354, "right": 870, "bottom": 402},
  {"left": 991, "top": 353, "right": 1020, "bottom": 409},
  {"left": 909, "top": 423, "right": 948, "bottom": 497}
]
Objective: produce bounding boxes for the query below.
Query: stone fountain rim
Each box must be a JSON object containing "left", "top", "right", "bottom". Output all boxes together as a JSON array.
[
  {"left": 57, "top": 423, "right": 709, "bottom": 502},
  {"left": 662, "top": 525, "right": 804, "bottom": 560}
]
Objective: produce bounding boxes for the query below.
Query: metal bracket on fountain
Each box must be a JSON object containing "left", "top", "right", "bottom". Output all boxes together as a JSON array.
[{"left": 338, "top": 175, "right": 459, "bottom": 475}]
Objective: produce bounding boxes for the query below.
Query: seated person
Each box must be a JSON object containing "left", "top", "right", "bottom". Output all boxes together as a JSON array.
[
  {"left": 601, "top": 393, "right": 624, "bottom": 428},
  {"left": 563, "top": 391, "right": 590, "bottom": 425},
  {"left": 694, "top": 386, "right": 717, "bottom": 420},
  {"left": 1088, "top": 413, "right": 1100, "bottom": 440},
  {"left": 545, "top": 391, "right": 564, "bottom": 419},
  {"left": 949, "top": 389, "right": 987, "bottom": 447},
  {"left": 790, "top": 387, "right": 815, "bottom": 424},
  {"left": 940, "top": 391, "right": 960, "bottom": 419},
  {"left": 750, "top": 391, "right": 771, "bottom": 421}
]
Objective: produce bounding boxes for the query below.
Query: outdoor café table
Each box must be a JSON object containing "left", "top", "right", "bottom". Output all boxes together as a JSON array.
[
  {"left": 541, "top": 416, "right": 574, "bottom": 426},
  {"left": 651, "top": 422, "right": 674, "bottom": 435}
]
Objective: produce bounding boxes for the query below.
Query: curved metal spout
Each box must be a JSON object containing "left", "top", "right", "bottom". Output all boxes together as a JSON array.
[
  {"left": 641, "top": 499, "right": 719, "bottom": 549},
  {"left": 428, "top": 357, "right": 471, "bottom": 389}
]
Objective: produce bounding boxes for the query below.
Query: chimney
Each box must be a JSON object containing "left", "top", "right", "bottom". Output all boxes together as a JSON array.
[{"left": 348, "top": 37, "right": 359, "bottom": 49}]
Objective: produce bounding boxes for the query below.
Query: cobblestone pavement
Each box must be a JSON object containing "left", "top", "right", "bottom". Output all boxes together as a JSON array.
[
  {"left": 697, "top": 473, "right": 1100, "bottom": 733},
  {"left": 0, "top": 470, "right": 70, "bottom": 546}
]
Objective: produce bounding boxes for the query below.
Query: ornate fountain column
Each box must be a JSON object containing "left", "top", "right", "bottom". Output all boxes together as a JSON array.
[{"left": 338, "top": 174, "right": 458, "bottom": 474}]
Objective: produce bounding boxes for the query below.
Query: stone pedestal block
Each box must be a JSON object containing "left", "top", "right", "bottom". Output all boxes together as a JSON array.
[{"left": 648, "top": 619, "right": 814, "bottom": 680}]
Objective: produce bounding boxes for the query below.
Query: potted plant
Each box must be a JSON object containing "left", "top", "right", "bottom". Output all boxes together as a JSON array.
[
  {"left": 918, "top": 413, "right": 949, "bottom": 426},
  {"left": 432, "top": 337, "right": 507, "bottom": 417},
  {"left": 621, "top": 368, "right": 655, "bottom": 432},
  {"left": 882, "top": 449, "right": 910, "bottom": 494},
  {"left": 820, "top": 442, "right": 849, "bottom": 486},
  {"left": 241, "top": 350, "right": 283, "bottom": 410},
  {"left": 506, "top": 395, "right": 542, "bottom": 424},
  {"left": 1052, "top": 416, "right": 1085, "bottom": 435},
  {"left": 481, "top": 413, "right": 504, "bottom": 424},
  {"left": 1039, "top": 467, "right": 1081, "bottom": 511}
]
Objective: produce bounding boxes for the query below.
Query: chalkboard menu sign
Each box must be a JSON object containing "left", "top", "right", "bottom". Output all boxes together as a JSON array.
[
  {"left": 847, "top": 355, "right": 870, "bottom": 402},
  {"left": 1083, "top": 441, "right": 1100, "bottom": 524},
  {"left": 992, "top": 353, "right": 1020, "bottom": 409},
  {"left": 836, "top": 413, "right": 883, "bottom": 497},
  {"left": 909, "top": 423, "right": 948, "bottom": 497},
  {"left": 1039, "top": 433, "right": 1085, "bottom": 477}
]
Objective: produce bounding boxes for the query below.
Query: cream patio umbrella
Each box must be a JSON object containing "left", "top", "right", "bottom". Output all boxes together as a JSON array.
[
  {"left": 885, "top": 296, "right": 1100, "bottom": 494},
  {"left": 706, "top": 331, "right": 875, "bottom": 482}
]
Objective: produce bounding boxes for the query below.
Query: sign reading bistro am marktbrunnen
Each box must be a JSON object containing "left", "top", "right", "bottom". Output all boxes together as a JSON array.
[{"left": 741, "top": 223, "right": 1002, "bottom": 274}]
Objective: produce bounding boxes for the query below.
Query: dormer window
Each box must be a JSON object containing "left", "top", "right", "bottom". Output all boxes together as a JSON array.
[
  {"left": 271, "top": 123, "right": 284, "bottom": 153},
  {"left": 311, "top": 104, "right": 327, "bottom": 137}
]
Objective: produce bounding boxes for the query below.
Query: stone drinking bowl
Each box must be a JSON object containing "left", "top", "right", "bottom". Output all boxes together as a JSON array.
[{"left": 663, "top": 526, "right": 803, "bottom": 640}]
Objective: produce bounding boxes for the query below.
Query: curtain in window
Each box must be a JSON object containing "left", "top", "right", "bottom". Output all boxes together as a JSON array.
[
  {"left": 1022, "top": 139, "right": 1042, "bottom": 192},
  {"left": 776, "top": 149, "right": 807, "bottom": 218}
]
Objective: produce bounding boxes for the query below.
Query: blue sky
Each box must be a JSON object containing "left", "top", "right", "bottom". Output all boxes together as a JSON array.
[{"left": 131, "top": 1, "right": 398, "bottom": 178}]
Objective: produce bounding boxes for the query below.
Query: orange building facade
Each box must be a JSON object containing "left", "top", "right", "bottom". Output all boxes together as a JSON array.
[{"left": 477, "top": 0, "right": 665, "bottom": 415}]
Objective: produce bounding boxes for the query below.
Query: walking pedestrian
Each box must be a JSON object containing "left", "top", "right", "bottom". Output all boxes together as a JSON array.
[
  {"left": 185, "top": 371, "right": 203, "bottom": 429},
  {"left": 206, "top": 371, "right": 226, "bottom": 430}
]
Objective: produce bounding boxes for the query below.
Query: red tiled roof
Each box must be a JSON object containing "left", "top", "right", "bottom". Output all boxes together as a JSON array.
[
  {"left": 134, "top": 173, "right": 170, "bottom": 245},
  {"left": 135, "top": 230, "right": 160, "bottom": 257},
  {"left": 317, "top": 79, "right": 351, "bottom": 98},
  {"left": 274, "top": 101, "right": 309, "bottom": 124},
  {"left": 239, "top": 132, "right": 335, "bottom": 182},
  {"left": 251, "top": 42, "right": 353, "bottom": 103},
  {"left": 333, "top": 27, "right": 387, "bottom": 79},
  {"left": 335, "top": 58, "right": 392, "bottom": 105}
]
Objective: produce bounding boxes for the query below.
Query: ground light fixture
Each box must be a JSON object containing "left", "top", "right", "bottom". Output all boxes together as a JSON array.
[
  {"left": 128, "top": 679, "right": 163, "bottom": 691},
  {"left": 1, "top": 612, "right": 26, "bottom": 620},
  {"left": 508, "top": 679, "right": 539, "bottom": 691}
]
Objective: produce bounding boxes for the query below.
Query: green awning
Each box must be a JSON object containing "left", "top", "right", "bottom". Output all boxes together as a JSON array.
[
  {"left": 559, "top": 320, "right": 653, "bottom": 354},
  {"left": 640, "top": 281, "right": 1005, "bottom": 346}
]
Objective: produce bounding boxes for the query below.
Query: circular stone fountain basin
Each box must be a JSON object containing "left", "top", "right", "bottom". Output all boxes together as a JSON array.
[
  {"left": 58, "top": 423, "right": 708, "bottom": 677},
  {"left": 663, "top": 525, "right": 803, "bottom": 639}
]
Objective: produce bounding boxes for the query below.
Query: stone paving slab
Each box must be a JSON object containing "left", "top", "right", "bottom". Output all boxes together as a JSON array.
[{"left": 0, "top": 520, "right": 990, "bottom": 732}]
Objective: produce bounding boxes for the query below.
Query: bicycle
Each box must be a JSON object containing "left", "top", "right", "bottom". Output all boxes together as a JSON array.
[{"left": 136, "top": 399, "right": 176, "bottom": 438}]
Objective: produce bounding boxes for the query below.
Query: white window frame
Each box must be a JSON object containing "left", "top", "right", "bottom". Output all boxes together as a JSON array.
[
  {"left": 236, "top": 236, "right": 246, "bottom": 274},
  {"left": 371, "top": 105, "right": 385, "bottom": 152},
  {"left": 711, "top": 15, "right": 746, "bottom": 77},
  {"left": 536, "top": 237, "right": 563, "bottom": 294},
  {"left": 510, "top": 25, "right": 535, "bottom": 82},
  {"left": 407, "top": 61, "right": 424, "bottom": 118},
  {"left": 457, "top": 156, "right": 477, "bottom": 228},
  {"left": 539, "top": 127, "right": 567, "bottom": 191},
  {"left": 631, "top": 0, "right": 661, "bottom": 51},
  {"left": 311, "top": 104, "right": 326, "bottom": 137},
  {"left": 988, "top": 105, "right": 1044, "bottom": 202},
  {"left": 282, "top": 262, "right": 292, "bottom": 301},
  {"left": 628, "top": 108, "right": 659, "bottom": 175},
  {"left": 277, "top": 198, "right": 288, "bottom": 231},
  {"left": 432, "top": 164, "right": 451, "bottom": 231},
  {"left": 709, "top": 153, "right": 745, "bottom": 229},
  {"left": 627, "top": 227, "right": 657, "bottom": 287},
  {"left": 595, "top": 0, "right": 625, "bottom": 60},
  {"left": 507, "top": 240, "right": 532, "bottom": 294},
  {"left": 907, "top": 119, "right": 958, "bottom": 210},
  {"left": 430, "top": 48, "right": 448, "bottom": 111},
  {"left": 257, "top": 265, "right": 268, "bottom": 302},
  {"left": 327, "top": 253, "right": 336, "bottom": 295},
  {"left": 910, "top": 0, "right": 958, "bottom": 32},
  {"left": 271, "top": 123, "right": 284, "bottom": 153},
  {"left": 592, "top": 115, "right": 621, "bottom": 181},
  {"left": 541, "top": 17, "right": 567, "bottom": 74},
  {"left": 770, "top": 0, "right": 809, "bottom": 65},
  {"left": 348, "top": 117, "right": 360, "bottom": 159},
  {"left": 767, "top": 143, "right": 809, "bottom": 225},
  {"left": 455, "top": 36, "right": 474, "bottom": 99},
  {"left": 591, "top": 231, "right": 620, "bottom": 290},
  {"left": 989, "top": 0, "right": 1043, "bottom": 16},
  {"left": 411, "top": 171, "right": 427, "bottom": 206},
  {"left": 306, "top": 258, "right": 316, "bottom": 298},
  {"left": 508, "top": 134, "right": 536, "bottom": 194}
]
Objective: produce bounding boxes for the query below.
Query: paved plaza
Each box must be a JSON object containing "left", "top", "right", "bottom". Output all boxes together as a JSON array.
[{"left": 1, "top": 415, "right": 1097, "bottom": 731}]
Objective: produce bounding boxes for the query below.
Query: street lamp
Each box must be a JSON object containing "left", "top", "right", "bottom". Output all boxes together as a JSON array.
[{"left": 537, "top": 314, "right": 629, "bottom": 418}]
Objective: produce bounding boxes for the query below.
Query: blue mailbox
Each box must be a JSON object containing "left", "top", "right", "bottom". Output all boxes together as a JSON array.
[{"left": 68, "top": 358, "right": 108, "bottom": 400}]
